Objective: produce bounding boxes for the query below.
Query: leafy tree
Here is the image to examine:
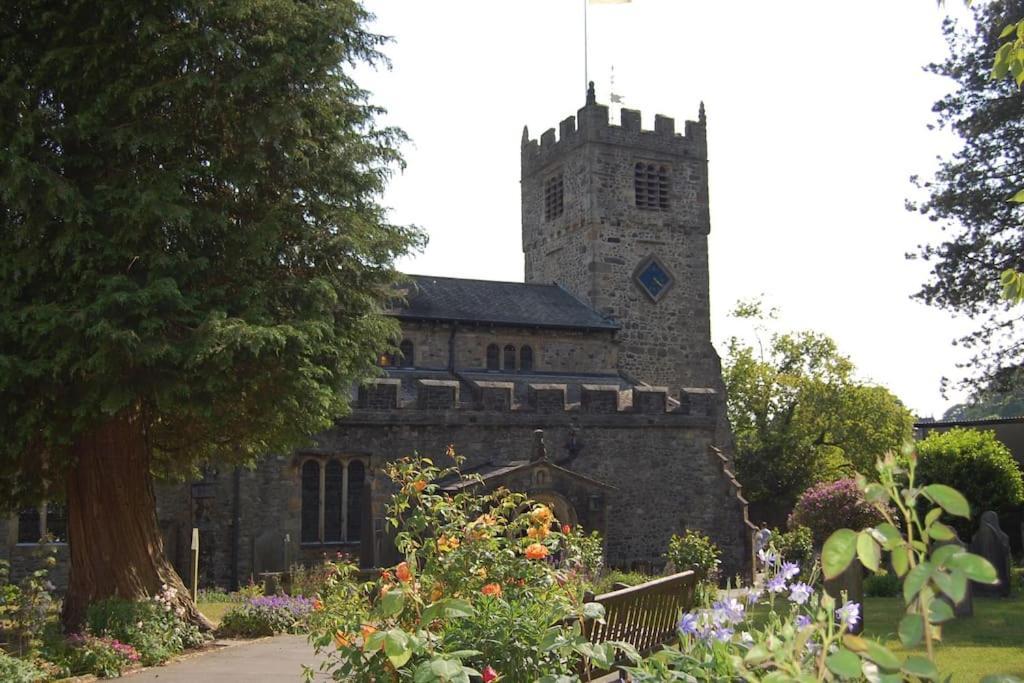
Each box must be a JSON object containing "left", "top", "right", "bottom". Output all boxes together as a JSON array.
[
  {"left": 724, "top": 303, "right": 914, "bottom": 505},
  {"left": 916, "top": 428, "right": 1024, "bottom": 528},
  {"left": 0, "top": 0, "right": 423, "bottom": 627},
  {"left": 908, "top": 0, "right": 1024, "bottom": 386},
  {"left": 941, "top": 366, "right": 1024, "bottom": 419}
]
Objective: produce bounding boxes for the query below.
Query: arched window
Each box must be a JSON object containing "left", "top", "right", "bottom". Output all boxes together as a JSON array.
[
  {"left": 300, "top": 458, "right": 367, "bottom": 545},
  {"left": 300, "top": 460, "right": 320, "bottom": 543},
  {"left": 399, "top": 340, "right": 414, "bottom": 368},
  {"left": 347, "top": 460, "right": 365, "bottom": 542},
  {"left": 324, "top": 460, "right": 344, "bottom": 543},
  {"left": 486, "top": 343, "right": 500, "bottom": 370},
  {"left": 504, "top": 344, "right": 516, "bottom": 370},
  {"left": 520, "top": 345, "right": 534, "bottom": 372}
]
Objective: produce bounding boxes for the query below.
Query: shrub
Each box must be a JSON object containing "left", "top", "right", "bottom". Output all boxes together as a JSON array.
[
  {"left": 0, "top": 650, "right": 49, "bottom": 683},
  {"left": 864, "top": 572, "right": 901, "bottom": 598},
  {"left": 788, "top": 478, "right": 886, "bottom": 546},
  {"left": 0, "top": 548, "right": 60, "bottom": 657},
  {"left": 217, "top": 595, "right": 313, "bottom": 637},
  {"left": 288, "top": 561, "right": 343, "bottom": 598},
  {"left": 86, "top": 586, "right": 207, "bottom": 666},
  {"left": 666, "top": 529, "right": 722, "bottom": 581},
  {"left": 196, "top": 588, "right": 239, "bottom": 603},
  {"left": 64, "top": 634, "right": 140, "bottom": 678},
  {"left": 772, "top": 526, "right": 815, "bottom": 580},
  {"left": 590, "top": 570, "right": 653, "bottom": 595},
  {"left": 916, "top": 428, "right": 1024, "bottom": 530}
]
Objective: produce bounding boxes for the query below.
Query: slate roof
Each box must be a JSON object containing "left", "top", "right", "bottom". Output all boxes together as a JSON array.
[{"left": 390, "top": 275, "right": 619, "bottom": 332}]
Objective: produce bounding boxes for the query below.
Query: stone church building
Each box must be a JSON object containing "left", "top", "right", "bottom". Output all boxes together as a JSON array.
[{"left": 3, "top": 86, "right": 755, "bottom": 588}]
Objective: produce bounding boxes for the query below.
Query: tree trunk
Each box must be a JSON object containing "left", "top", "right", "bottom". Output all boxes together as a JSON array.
[{"left": 61, "top": 410, "right": 213, "bottom": 632}]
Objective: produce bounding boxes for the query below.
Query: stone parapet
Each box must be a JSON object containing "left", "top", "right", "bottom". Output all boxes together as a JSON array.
[{"left": 357, "top": 379, "right": 401, "bottom": 409}]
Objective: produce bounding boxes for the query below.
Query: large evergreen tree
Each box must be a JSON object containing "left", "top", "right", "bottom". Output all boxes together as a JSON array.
[
  {"left": 0, "top": 0, "right": 422, "bottom": 627},
  {"left": 909, "top": 0, "right": 1024, "bottom": 386}
]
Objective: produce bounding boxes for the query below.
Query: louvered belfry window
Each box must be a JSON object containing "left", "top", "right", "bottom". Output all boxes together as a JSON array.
[
  {"left": 544, "top": 173, "right": 564, "bottom": 221},
  {"left": 634, "top": 163, "right": 669, "bottom": 211}
]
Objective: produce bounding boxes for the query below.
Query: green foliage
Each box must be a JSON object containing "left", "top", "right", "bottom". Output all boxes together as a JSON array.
[
  {"left": 724, "top": 305, "right": 913, "bottom": 505},
  {"left": 0, "top": 548, "right": 59, "bottom": 657},
  {"left": 666, "top": 529, "right": 722, "bottom": 581},
  {"left": 217, "top": 595, "right": 313, "bottom": 638},
  {"left": 773, "top": 526, "right": 815, "bottom": 580},
  {"left": 0, "top": 651, "right": 48, "bottom": 683},
  {"left": 61, "top": 634, "right": 140, "bottom": 678},
  {"left": 86, "top": 592, "right": 207, "bottom": 666},
  {"left": 305, "top": 452, "right": 619, "bottom": 681},
  {"left": 864, "top": 572, "right": 902, "bottom": 598},
  {"left": 909, "top": 0, "right": 1024, "bottom": 386},
  {"left": 916, "top": 428, "right": 1024, "bottom": 528},
  {"left": 0, "top": 0, "right": 424, "bottom": 506},
  {"left": 588, "top": 570, "right": 653, "bottom": 595},
  {"left": 942, "top": 367, "right": 1024, "bottom": 420}
]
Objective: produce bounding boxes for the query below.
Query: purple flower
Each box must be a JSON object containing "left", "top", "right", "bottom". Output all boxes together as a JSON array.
[
  {"left": 788, "top": 582, "right": 813, "bottom": 605},
  {"left": 794, "top": 614, "right": 812, "bottom": 629},
  {"left": 766, "top": 575, "right": 787, "bottom": 593},
  {"left": 712, "top": 626, "right": 734, "bottom": 643},
  {"left": 757, "top": 548, "right": 776, "bottom": 565},
  {"left": 837, "top": 601, "right": 860, "bottom": 630},
  {"left": 678, "top": 612, "right": 699, "bottom": 635},
  {"left": 779, "top": 561, "right": 800, "bottom": 581},
  {"left": 744, "top": 588, "right": 763, "bottom": 605},
  {"left": 713, "top": 597, "right": 745, "bottom": 624}
]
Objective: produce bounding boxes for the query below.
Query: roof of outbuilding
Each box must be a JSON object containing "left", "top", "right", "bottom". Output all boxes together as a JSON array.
[{"left": 389, "top": 275, "right": 619, "bottom": 331}]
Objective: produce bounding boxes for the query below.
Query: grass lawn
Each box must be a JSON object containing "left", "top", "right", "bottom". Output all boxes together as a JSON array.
[
  {"left": 196, "top": 601, "right": 232, "bottom": 627},
  {"left": 861, "top": 594, "right": 1024, "bottom": 680}
]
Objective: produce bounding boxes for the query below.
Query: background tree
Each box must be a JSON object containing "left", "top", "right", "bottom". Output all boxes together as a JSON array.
[
  {"left": 724, "top": 302, "right": 914, "bottom": 507},
  {"left": 941, "top": 366, "right": 1024, "bottom": 419},
  {"left": 0, "top": 0, "right": 423, "bottom": 627},
  {"left": 908, "top": 0, "right": 1024, "bottom": 386}
]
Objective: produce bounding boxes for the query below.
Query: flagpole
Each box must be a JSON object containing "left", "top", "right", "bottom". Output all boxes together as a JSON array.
[{"left": 583, "top": 0, "right": 588, "bottom": 97}]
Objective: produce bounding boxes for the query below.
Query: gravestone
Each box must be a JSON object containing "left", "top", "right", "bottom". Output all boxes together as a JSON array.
[
  {"left": 969, "top": 511, "right": 1011, "bottom": 598},
  {"left": 936, "top": 539, "right": 973, "bottom": 617},
  {"left": 824, "top": 560, "right": 864, "bottom": 635}
]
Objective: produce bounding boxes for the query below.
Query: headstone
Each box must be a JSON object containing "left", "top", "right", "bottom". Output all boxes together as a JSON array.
[
  {"left": 936, "top": 539, "right": 973, "bottom": 617},
  {"left": 824, "top": 560, "right": 864, "bottom": 635},
  {"left": 252, "top": 530, "right": 285, "bottom": 576},
  {"left": 969, "top": 511, "right": 1012, "bottom": 598}
]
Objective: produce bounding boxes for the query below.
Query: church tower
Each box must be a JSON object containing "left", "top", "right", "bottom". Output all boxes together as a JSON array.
[{"left": 521, "top": 84, "right": 722, "bottom": 393}]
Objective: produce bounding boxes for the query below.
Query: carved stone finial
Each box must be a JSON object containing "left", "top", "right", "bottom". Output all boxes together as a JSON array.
[
  {"left": 521, "top": 125, "right": 529, "bottom": 145},
  {"left": 699, "top": 101, "right": 706, "bottom": 124},
  {"left": 586, "top": 81, "right": 596, "bottom": 105},
  {"left": 531, "top": 429, "right": 548, "bottom": 462}
]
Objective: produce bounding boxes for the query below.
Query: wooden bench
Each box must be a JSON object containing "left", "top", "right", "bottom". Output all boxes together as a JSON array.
[{"left": 581, "top": 570, "right": 698, "bottom": 680}]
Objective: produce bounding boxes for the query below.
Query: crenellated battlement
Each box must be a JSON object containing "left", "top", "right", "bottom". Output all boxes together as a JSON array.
[
  {"left": 356, "top": 378, "right": 716, "bottom": 419},
  {"left": 521, "top": 83, "right": 706, "bottom": 175}
]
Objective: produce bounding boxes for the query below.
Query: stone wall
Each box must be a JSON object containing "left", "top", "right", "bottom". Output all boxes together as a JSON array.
[{"left": 395, "top": 321, "right": 619, "bottom": 375}]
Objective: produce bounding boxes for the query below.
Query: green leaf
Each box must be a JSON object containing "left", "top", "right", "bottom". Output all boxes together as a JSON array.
[
  {"left": 826, "top": 648, "right": 862, "bottom": 678},
  {"left": 857, "top": 531, "right": 881, "bottom": 572},
  {"left": 925, "top": 507, "right": 943, "bottom": 527},
  {"left": 864, "top": 640, "right": 902, "bottom": 671},
  {"left": 582, "top": 601, "right": 606, "bottom": 621},
  {"left": 922, "top": 485, "right": 970, "bottom": 518},
  {"left": 891, "top": 546, "right": 909, "bottom": 577},
  {"left": 384, "top": 629, "right": 412, "bottom": 668},
  {"left": 381, "top": 589, "right": 405, "bottom": 617},
  {"left": 930, "top": 544, "right": 960, "bottom": 567},
  {"left": 1010, "top": 189, "right": 1024, "bottom": 203},
  {"left": 947, "top": 552, "right": 999, "bottom": 584},
  {"left": 932, "top": 568, "right": 967, "bottom": 604},
  {"left": 898, "top": 613, "right": 924, "bottom": 647},
  {"left": 822, "top": 529, "right": 858, "bottom": 580},
  {"left": 902, "top": 655, "right": 939, "bottom": 680},
  {"left": 874, "top": 523, "right": 902, "bottom": 550},
  {"left": 422, "top": 598, "right": 475, "bottom": 622},
  {"left": 1000, "top": 23, "right": 1018, "bottom": 39},
  {"left": 903, "top": 562, "right": 932, "bottom": 603},
  {"left": 928, "top": 523, "right": 956, "bottom": 541},
  {"left": 928, "top": 599, "right": 955, "bottom": 624}
]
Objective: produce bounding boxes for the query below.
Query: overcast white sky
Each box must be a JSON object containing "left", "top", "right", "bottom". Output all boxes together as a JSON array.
[{"left": 356, "top": 0, "right": 981, "bottom": 418}]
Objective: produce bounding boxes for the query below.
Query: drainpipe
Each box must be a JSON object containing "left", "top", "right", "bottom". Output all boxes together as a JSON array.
[
  {"left": 230, "top": 467, "right": 241, "bottom": 591},
  {"left": 447, "top": 324, "right": 457, "bottom": 373}
]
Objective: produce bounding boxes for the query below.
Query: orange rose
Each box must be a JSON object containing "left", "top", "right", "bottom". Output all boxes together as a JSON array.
[
  {"left": 312, "top": 598, "right": 323, "bottom": 611},
  {"left": 525, "top": 543, "right": 549, "bottom": 560},
  {"left": 481, "top": 583, "right": 503, "bottom": 597},
  {"left": 529, "top": 505, "right": 553, "bottom": 527},
  {"left": 396, "top": 561, "right": 412, "bottom": 582},
  {"left": 562, "top": 524, "right": 572, "bottom": 534},
  {"left": 437, "top": 535, "right": 460, "bottom": 553},
  {"left": 333, "top": 630, "right": 351, "bottom": 648},
  {"left": 527, "top": 525, "right": 549, "bottom": 540},
  {"left": 412, "top": 479, "right": 427, "bottom": 492}
]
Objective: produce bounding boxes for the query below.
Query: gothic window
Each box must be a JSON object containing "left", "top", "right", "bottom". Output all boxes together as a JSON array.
[
  {"left": 300, "top": 457, "right": 367, "bottom": 545},
  {"left": 634, "top": 162, "right": 669, "bottom": 211},
  {"left": 544, "top": 173, "right": 564, "bottom": 221},
  {"left": 16, "top": 502, "right": 67, "bottom": 544},
  {"left": 486, "top": 343, "right": 500, "bottom": 370},
  {"left": 504, "top": 344, "right": 516, "bottom": 370},
  {"left": 399, "top": 340, "right": 414, "bottom": 368},
  {"left": 520, "top": 345, "right": 534, "bottom": 371}
]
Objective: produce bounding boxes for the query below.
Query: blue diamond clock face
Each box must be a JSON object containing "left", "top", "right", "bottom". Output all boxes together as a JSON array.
[{"left": 635, "top": 257, "right": 674, "bottom": 302}]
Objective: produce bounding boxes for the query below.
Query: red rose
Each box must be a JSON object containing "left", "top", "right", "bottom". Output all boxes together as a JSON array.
[{"left": 482, "top": 665, "right": 499, "bottom": 682}]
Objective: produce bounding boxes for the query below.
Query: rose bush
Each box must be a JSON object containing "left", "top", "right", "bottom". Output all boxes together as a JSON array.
[{"left": 788, "top": 478, "right": 886, "bottom": 546}]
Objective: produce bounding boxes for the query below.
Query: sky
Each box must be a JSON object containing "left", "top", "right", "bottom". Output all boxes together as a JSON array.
[{"left": 355, "top": 0, "right": 981, "bottom": 419}]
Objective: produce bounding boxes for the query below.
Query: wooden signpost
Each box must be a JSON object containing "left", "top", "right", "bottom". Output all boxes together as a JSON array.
[{"left": 190, "top": 527, "right": 199, "bottom": 601}]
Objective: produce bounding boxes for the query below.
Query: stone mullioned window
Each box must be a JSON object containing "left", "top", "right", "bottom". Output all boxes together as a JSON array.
[
  {"left": 300, "top": 457, "right": 366, "bottom": 545},
  {"left": 634, "top": 162, "right": 669, "bottom": 211}
]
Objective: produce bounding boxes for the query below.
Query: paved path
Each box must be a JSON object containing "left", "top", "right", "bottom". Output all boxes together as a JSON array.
[{"left": 124, "top": 635, "right": 329, "bottom": 682}]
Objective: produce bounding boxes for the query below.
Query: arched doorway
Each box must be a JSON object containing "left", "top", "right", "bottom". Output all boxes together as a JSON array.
[{"left": 531, "top": 490, "right": 578, "bottom": 529}]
